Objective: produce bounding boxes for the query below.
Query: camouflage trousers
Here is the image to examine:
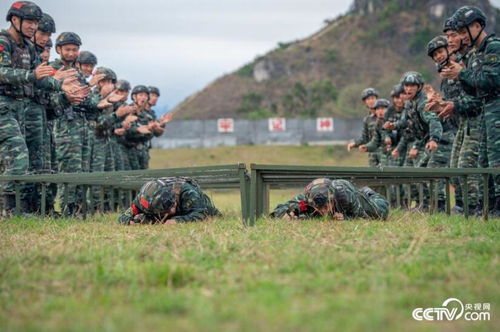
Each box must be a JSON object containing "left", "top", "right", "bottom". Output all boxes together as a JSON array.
[
  {"left": 450, "top": 116, "right": 482, "bottom": 208},
  {"left": 24, "top": 101, "right": 53, "bottom": 213},
  {"left": 111, "top": 137, "right": 124, "bottom": 171},
  {"left": 403, "top": 145, "right": 429, "bottom": 207},
  {"left": 90, "top": 135, "right": 115, "bottom": 211},
  {"left": 138, "top": 147, "right": 150, "bottom": 170},
  {"left": 128, "top": 146, "right": 141, "bottom": 170},
  {"left": 54, "top": 116, "right": 92, "bottom": 215},
  {"left": 384, "top": 146, "right": 406, "bottom": 207},
  {"left": 427, "top": 130, "right": 455, "bottom": 204},
  {"left": 368, "top": 152, "right": 380, "bottom": 167},
  {"left": 0, "top": 97, "right": 29, "bottom": 199},
  {"left": 479, "top": 99, "right": 500, "bottom": 198},
  {"left": 118, "top": 143, "right": 132, "bottom": 171}
]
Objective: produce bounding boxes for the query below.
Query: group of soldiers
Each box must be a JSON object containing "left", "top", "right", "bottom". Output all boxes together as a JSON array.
[
  {"left": 347, "top": 5, "right": 500, "bottom": 217},
  {"left": 0, "top": 1, "right": 171, "bottom": 217}
]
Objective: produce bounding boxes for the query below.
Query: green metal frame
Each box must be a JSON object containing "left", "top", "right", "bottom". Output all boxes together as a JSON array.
[
  {"left": 249, "top": 164, "right": 500, "bottom": 225},
  {"left": 0, "top": 164, "right": 251, "bottom": 225}
]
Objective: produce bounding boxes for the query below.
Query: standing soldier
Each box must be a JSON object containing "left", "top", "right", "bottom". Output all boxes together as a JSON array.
[
  {"left": 365, "top": 98, "right": 391, "bottom": 166},
  {"left": 347, "top": 88, "right": 380, "bottom": 167},
  {"left": 122, "top": 85, "right": 153, "bottom": 170},
  {"left": 384, "top": 84, "right": 407, "bottom": 167},
  {"left": 51, "top": 31, "right": 94, "bottom": 216},
  {"left": 438, "top": 6, "right": 500, "bottom": 216},
  {"left": 0, "top": 1, "right": 75, "bottom": 214}
]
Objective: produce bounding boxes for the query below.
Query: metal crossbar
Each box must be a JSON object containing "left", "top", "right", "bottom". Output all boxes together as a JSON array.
[
  {"left": 0, "top": 164, "right": 251, "bottom": 225},
  {"left": 249, "top": 164, "right": 500, "bottom": 225}
]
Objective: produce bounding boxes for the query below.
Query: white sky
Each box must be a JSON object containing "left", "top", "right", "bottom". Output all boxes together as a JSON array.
[{"left": 1, "top": 0, "right": 499, "bottom": 112}]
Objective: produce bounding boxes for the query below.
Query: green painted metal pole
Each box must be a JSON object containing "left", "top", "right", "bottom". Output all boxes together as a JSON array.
[
  {"left": 483, "top": 174, "right": 489, "bottom": 220},
  {"left": 238, "top": 168, "right": 248, "bottom": 225},
  {"left": 99, "top": 186, "right": 105, "bottom": 213},
  {"left": 429, "top": 180, "right": 435, "bottom": 214},
  {"left": 463, "top": 175, "right": 469, "bottom": 219},
  {"left": 396, "top": 185, "right": 401, "bottom": 209},
  {"left": 81, "top": 185, "right": 88, "bottom": 220},
  {"left": 41, "top": 183, "right": 47, "bottom": 216},
  {"left": 249, "top": 168, "right": 258, "bottom": 226},
  {"left": 445, "top": 178, "right": 451, "bottom": 215},
  {"left": 15, "top": 182, "right": 21, "bottom": 216}
]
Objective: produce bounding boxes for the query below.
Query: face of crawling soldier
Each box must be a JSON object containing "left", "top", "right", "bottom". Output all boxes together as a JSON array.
[
  {"left": 314, "top": 203, "right": 334, "bottom": 217},
  {"left": 404, "top": 84, "right": 419, "bottom": 100},
  {"left": 432, "top": 47, "right": 448, "bottom": 64},
  {"left": 363, "top": 95, "right": 377, "bottom": 109},
  {"left": 34, "top": 30, "right": 51, "bottom": 48},
  {"left": 133, "top": 92, "right": 149, "bottom": 107},
  {"left": 12, "top": 17, "right": 38, "bottom": 38},
  {"left": 58, "top": 44, "right": 80, "bottom": 64}
]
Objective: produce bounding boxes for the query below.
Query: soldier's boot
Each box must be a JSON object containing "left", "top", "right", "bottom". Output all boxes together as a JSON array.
[
  {"left": 63, "top": 203, "right": 78, "bottom": 217},
  {"left": 452, "top": 199, "right": 464, "bottom": 214},
  {"left": 490, "top": 196, "right": 500, "bottom": 217},
  {"left": 2, "top": 195, "right": 17, "bottom": 216},
  {"left": 437, "top": 200, "right": 446, "bottom": 213}
]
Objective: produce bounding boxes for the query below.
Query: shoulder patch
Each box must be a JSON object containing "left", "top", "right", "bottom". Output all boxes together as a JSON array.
[{"left": 485, "top": 54, "right": 499, "bottom": 63}]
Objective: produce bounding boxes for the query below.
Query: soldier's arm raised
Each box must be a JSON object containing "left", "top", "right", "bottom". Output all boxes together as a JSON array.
[{"left": 459, "top": 40, "right": 500, "bottom": 91}]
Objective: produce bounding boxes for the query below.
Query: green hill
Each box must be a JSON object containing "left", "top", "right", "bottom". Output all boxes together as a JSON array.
[{"left": 173, "top": 0, "right": 500, "bottom": 120}]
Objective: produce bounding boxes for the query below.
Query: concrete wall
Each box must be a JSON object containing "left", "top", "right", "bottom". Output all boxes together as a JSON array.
[{"left": 152, "top": 119, "right": 363, "bottom": 149}]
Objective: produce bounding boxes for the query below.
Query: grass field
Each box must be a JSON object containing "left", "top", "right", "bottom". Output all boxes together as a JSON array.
[{"left": 1, "top": 146, "right": 498, "bottom": 331}]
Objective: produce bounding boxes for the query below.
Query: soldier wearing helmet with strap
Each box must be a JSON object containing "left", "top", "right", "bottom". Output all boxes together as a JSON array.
[
  {"left": 437, "top": 6, "right": 500, "bottom": 216},
  {"left": 0, "top": 1, "right": 77, "bottom": 214},
  {"left": 270, "top": 178, "right": 389, "bottom": 221},
  {"left": 347, "top": 88, "right": 381, "bottom": 167},
  {"left": 118, "top": 177, "right": 221, "bottom": 225}
]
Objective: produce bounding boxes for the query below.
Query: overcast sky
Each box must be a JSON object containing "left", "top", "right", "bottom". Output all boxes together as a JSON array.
[{"left": 1, "top": 0, "right": 499, "bottom": 112}]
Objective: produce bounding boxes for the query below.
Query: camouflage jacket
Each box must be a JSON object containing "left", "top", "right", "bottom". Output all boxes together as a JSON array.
[
  {"left": 118, "top": 178, "right": 220, "bottom": 224},
  {"left": 354, "top": 113, "right": 378, "bottom": 147},
  {"left": 0, "top": 29, "right": 61, "bottom": 101},
  {"left": 270, "top": 179, "right": 388, "bottom": 220},
  {"left": 454, "top": 34, "right": 500, "bottom": 116},
  {"left": 124, "top": 106, "right": 156, "bottom": 147},
  {"left": 396, "top": 90, "right": 442, "bottom": 150},
  {"left": 365, "top": 118, "right": 385, "bottom": 153}
]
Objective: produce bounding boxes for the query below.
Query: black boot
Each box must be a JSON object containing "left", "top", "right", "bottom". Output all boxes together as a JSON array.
[
  {"left": 490, "top": 197, "right": 500, "bottom": 217},
  {"left": 437, "top": 200, "right": 446, "bottom": 213},
  {"left": 2, "top": 194, "right": 17, "bottom": 216}
]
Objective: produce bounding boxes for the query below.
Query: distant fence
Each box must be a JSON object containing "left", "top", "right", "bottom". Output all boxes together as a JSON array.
[{"left": 152, "top": 118, "right": 363, "bottom": 149}]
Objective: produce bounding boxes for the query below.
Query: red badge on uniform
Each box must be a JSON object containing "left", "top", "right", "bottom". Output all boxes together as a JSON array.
[
  {"left": 12, "top": 2, "right": 24, "bottom": 9},
  {"left": 0, "top": 45, "right": 4, "bottom": 52},
  {"left": 131, "top": 203, "right": 139, "bottom": 215},
  {"left": 298, "top": 201, "right": 308, "bottom": 212},
  {"left": 140, "top": 197, "right": 150, "bottom": 209}
]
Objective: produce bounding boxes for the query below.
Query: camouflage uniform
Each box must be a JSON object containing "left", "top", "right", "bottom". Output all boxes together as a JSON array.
[
  {"left": 51, "top": 32, "right": 96, "bottom": 216},
  {"left": 353, "top": 113, "right": 379, "bottom": 167},
  {"left": 383, "top": 102, "right": 406, "bottom": 166},
  {"left": 452, "top": 7, "right": 500, "bottom": 212},
  {"left": 118, "top": 177, "right": 221, "bottom": 225},
  {"left": 270, "top": 178, "right": 389, "bottom": 220},
  {"left": 0, "top": 3, "right": 62, "bottom": 212}
]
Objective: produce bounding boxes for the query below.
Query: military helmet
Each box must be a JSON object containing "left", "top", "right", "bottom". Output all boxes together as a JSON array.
[
  {"left": 148, "top": 86, "right": 160, "bottom": 96},
  {"left": 374, "top": 98, "right": 390, "bottom": 109},
  {"left": 361, "top": 88, "right": 379, "bottom": 100},
  {"left": 77, "top": 51, "right": 98, "bottom": 65},
  {"left": 136, "top": 179, "right": 178, "bottom": 215},
  {"left": 94, "top": 67, "right": 117, "bottom": 83},
  {"left": 390, "top": 84, "right": 404, "bottom": 98},
  {"left": 427, "top": 35, "right": 448, "bottom": 57},
  {"left": 116, "top": 79, "right": 131, "bottom": 91},
  {"left": 6, "top": 1, "right": 42, "bottom": 22},
  {"left": 45, "top": 38, "right": 52, "bottom": 48},
  {"left": 132, "top": 85, "right": 149, "bottom": 95},
  {"left": 453, "top": 6, "right": 487, "bottom": 30},
  {"left": 443, "top": 17, "right": 456, "bottom": 33},
  {"left": 55, "top": 32, "right": 82, "bottom": 47},
  {"left": 304, "top": 178, "right": 334, "bottom": 208},
  {"left": 38, "top": 13, "right": 55, "bottom": 33},
  {"left": 401, "top": 71, "right": 424, "bottom": 86}
]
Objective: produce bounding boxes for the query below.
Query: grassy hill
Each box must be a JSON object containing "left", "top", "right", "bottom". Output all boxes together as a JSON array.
[{"left": 173, "top": 0, "right": 500, "bottom": 120}]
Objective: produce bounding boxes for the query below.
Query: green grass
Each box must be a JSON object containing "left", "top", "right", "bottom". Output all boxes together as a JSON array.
[
  {"left": 1, "top": 190, "right": 498, "bottom": 331},
  {"left": 1, "top": 147, "right": 498, "bottom": 331},
  {"left": 149, "top": 145, "right": 366, "bottom": 169}
]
